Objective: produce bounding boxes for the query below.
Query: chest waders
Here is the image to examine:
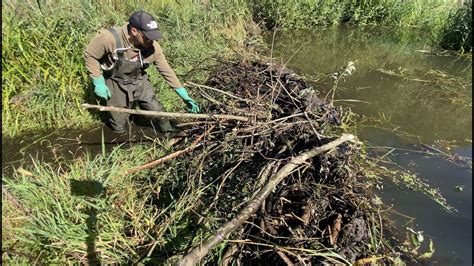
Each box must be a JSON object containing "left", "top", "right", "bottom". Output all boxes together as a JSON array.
[{"left": 102, "top": 28, "right": 174, "bottom": 133}]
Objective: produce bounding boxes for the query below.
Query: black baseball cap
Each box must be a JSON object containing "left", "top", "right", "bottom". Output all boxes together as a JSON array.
[{"left": 129, "top": 11, "right": 162, "bottom": 40}]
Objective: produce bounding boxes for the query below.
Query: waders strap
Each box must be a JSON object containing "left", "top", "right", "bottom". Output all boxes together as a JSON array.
[
  {"left": 107, "top": 28, "right": 138, "bottom": 107},
  {"left": 108, "top": 28, "right": 123, "bottom": 57}
]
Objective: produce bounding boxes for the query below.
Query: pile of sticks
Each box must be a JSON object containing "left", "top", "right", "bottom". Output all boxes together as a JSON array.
[{"left": 179, "top": 60, "right": 381, "bottom": 265}]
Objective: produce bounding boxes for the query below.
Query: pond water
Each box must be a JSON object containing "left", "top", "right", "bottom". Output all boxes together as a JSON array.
[{"left": 264, "top": 26, "right": 472, "bottom": 265}]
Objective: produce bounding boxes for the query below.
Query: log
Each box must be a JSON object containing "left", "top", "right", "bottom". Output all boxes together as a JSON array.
[
  {"left": 176, "top": 134, "right": 356, "bottom": 265},
  {"left": 81, "top": 104, "right": 250, "bottom": 122}
]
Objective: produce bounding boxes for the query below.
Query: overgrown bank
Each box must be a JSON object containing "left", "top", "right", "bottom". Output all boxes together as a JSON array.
[{"left": 251, "top": 0, "right": 472, "bottom": 53}]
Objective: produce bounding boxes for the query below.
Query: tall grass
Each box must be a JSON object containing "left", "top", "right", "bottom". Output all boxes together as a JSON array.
[
  {"left": 2, "top": 141, "right": 216, "bottom": 264},
  {"left": 2, "top": 0, "right": 252, "bottom": 137},
  {"left": 439, "top": 1, "right": 472, "bottom": 52}
]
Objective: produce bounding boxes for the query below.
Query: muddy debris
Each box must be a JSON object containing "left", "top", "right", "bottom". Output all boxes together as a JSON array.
[{"left": 167, "top": 59, "right": 396, "bottom": 265}]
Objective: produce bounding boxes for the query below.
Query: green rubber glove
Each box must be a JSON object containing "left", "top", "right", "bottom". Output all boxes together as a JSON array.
[
  {"left": 92, "top": 75, "right": 111, "bottom": 100},
  {"left": 175, "top": 87, "right": 200, "bottom": 113}
]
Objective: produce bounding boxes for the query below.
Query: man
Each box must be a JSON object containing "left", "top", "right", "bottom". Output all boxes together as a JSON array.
[{"left": 84, "top": 11, "right": 199, "bottom": 134}]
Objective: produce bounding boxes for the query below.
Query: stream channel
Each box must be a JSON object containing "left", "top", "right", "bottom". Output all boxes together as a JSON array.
[{"left": 263, "top": 26, "right": 472, "bottom": 265}]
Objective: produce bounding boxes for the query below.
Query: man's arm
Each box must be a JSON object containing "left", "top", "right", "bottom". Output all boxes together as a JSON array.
[
  {"left": 83, "top": 29, "right": 115, "bottom": 78},
  {"left": 153, "top": 43, "right": 183, "bottom": 89},
  {"left": 83, "top": 30, "right": 115, "bottom": 99},
  {"left": 153, "top": 44, "right": 199, "bottom": 113}
]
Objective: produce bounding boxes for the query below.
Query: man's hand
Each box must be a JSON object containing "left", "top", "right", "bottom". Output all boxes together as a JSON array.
[
  {"left": 92, "top": 75, "right": 112, "bottom": 100},
  {"left": 175, "top": 87, "right": 200, "bottom": 113}
]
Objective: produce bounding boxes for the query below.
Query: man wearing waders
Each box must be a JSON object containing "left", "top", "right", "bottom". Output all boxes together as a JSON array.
[{"left": 84, "top": 11, "right": 199, "bottom": 134}]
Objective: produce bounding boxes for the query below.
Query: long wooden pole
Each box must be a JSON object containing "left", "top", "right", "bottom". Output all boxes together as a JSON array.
[
  {"left": 81, "top": 104, "right": 250, "bottom": 122},
  {"left": 176, "top": 134, "right": 356, "bottom": 266}
]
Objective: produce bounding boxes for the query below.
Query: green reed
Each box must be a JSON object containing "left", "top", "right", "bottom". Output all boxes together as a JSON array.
[
  {"left": 2, "top": 139, "right": 216, "bottom": 264},
  {"left": 439, "top": 1, "right": 472, "bottom": 52}
]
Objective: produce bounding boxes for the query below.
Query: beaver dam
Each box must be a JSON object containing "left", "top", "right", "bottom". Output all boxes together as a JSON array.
[
  {"left": 136, "top": 59, "right": 408, "bottom": 265},
  {"left": 4, "top": 59, "right": 415, "bottom": 265}
]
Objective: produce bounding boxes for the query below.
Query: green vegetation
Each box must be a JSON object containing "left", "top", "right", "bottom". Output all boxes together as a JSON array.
[
  {"left": 3, "top": 142, "right": 207, "bottom": 263},
  {"left": 439, "top": 1, "right": 472, "bottom": 53},
  {"left": 251, "top": 0, "right": 472, "bottom": 52},
  {"left": 362, "top": 151, "right": 456, "bottom": 213}
]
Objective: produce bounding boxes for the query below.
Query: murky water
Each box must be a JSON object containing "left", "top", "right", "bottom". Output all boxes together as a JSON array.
[
  {"left": 264, "top": 26, "right": 472, "bottom": 265},
  {"left": 2, "top": 123, "right": 172, "bottom": 177}
]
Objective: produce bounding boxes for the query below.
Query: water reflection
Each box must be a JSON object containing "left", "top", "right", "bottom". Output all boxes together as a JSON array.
[{"left": 1, "top": 124, "right": 168, "bottom": 177}]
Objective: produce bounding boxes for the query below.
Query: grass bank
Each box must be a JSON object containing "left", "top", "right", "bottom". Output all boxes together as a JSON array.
[
  {"left": 3, "top": 141, "right": 203, "bottom": 263},
  {"left": 250, "top": 0, "right": 472, "bottom": 53}
]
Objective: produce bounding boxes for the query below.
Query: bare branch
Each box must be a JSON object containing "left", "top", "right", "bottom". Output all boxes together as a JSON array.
[
  {"left": 81, "top": 104, "right": 251, "bottom": 122},
  {"left": 125, "top": 126, "right": 215, "bottom": 175}
]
